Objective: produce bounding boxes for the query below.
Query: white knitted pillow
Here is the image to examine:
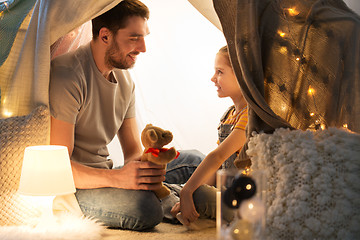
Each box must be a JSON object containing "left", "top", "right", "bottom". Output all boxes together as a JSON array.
[
  {"left": 0, "top": 105, "right": 50, "bottom": 226},
  {"left": 248, "top": 128, "right": 360, "bottom": 240}
]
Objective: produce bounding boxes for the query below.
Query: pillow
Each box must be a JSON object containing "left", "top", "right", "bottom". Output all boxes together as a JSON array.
[
  {"left": 248, "top": 127, "right": 360, "bottom": 239},
  {"left": 0, "top": 105, "right": 50, "bottom": 226}
]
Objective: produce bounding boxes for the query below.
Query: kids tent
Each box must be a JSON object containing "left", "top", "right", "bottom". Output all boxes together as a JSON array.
[{"left": 0, "top": 0, "right": 359, "bottom": 239}]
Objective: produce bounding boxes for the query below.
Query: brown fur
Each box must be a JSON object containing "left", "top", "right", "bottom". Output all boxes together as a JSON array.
[{"left": 141, "top": 124, "right": 178, "bottom": 199}]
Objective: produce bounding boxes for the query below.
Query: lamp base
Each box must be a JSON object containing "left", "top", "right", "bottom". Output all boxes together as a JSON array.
[{"left": 20, "top": 195, "right": 55, "bottom": 227}]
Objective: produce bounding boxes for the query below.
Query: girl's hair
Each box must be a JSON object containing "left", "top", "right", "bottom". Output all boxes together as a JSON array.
[
  {"left": 218, "top": 45, "right": 228, "bottom": 54},
  {"left": 92, "top": 0, "right": 149, "bottom": 39},
  {"left": 218, "top": 45, "right": 231, "bottom": 67}
]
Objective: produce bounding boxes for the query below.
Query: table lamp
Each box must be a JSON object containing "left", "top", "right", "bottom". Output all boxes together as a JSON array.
[{"left": 18, "top": 145, "right": 76, "bottom": 224}]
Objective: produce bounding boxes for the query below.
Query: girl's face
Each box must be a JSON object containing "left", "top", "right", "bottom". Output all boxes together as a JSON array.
[{"left": 211, "top": 53, "right": 241, "bottom": 98}]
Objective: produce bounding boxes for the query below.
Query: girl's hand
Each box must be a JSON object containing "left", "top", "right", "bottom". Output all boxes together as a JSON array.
[
  {"left": 170, "top": 202, "right": 181, "bottom": 218},
  {"left": 171, "top": 191, "right": 200, "bottom": 225}
]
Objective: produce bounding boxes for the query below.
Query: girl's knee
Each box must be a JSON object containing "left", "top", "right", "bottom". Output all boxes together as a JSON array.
[{"left": 193, "top": 185, "right": 217, "bottom": 219}]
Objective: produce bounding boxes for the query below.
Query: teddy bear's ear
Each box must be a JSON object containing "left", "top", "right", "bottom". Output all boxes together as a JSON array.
[{"left": 146, "top": 129, "right": 158, "bottom": 143}]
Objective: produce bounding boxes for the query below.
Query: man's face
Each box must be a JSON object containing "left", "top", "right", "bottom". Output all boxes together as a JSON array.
[{"left": 105, "top": 16, "right": 149, "bottom": 70}]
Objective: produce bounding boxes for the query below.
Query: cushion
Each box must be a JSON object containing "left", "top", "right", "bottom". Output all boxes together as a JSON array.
[
  {"left": 0, "top": 105, "right": 50, "bottom": 226},
  {"left": 247, "top": 127, "right": 360, "bottom": 239}
]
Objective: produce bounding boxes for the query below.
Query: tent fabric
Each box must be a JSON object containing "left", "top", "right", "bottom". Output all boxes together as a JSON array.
[
  {"left": 0, "top": 0, "right": 122, "bottom": 118},
  {"left": 213, "top": 0, "right": 360, "bottom": 166},
  {"left": 0, "top": 0, "right": 36, "bottom": 67},
  {"left": 187, "top": 0, "right": 222, "bottom": 32}
]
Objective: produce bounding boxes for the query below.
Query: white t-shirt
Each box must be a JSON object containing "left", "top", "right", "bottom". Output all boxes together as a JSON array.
[{"left": 50, "top": 43, "right": 136, "bottom": 169}]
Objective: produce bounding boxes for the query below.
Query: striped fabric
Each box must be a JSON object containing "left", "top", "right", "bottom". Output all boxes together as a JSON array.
[{"left": 222, "top": 106, "right": 248, "bottom": 130}]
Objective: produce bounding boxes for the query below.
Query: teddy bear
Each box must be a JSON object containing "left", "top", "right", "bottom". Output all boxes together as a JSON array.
[{"left": 141, "top": 124, "right": 179, "bottom": 199}]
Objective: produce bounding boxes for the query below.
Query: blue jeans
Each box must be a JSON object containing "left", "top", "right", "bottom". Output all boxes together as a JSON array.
[{"left": 75, "top": 149, "right": 216, "bottom": 230}]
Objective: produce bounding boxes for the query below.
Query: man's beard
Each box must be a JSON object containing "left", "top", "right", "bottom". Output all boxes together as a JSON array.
[{"left": 105, "top": 41, "right": 136, "bottom": 70}]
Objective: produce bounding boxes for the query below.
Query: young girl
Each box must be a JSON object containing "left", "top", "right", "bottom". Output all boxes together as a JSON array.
[{"left": 171, "top": 45, "right": 248, "bottom": 226}]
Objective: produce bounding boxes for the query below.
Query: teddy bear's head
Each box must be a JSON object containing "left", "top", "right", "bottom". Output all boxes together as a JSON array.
[{"left": 141, "top": 124, "right": 173, "bottom": 149}]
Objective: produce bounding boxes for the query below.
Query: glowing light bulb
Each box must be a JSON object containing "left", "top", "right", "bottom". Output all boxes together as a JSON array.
[
  {"left": 229, "top": 219, "right": 253, "bottom": 240},
  {"left": 3, "top": 109, "right": 12, "bottom": 117},
  {"left": 287, "top": 7, "right": 299, "bottom": 16},
  {"left": 308, "top": 86, "right": 315, "bottom": 95},
  {"left": 239, "top": 197, "right": 265, "bottom": 223},
  {"left": 279, "top": 46, "right": 288, "bottom": 54},
  {"left": 310, "top": 112, "right": 315, "bottom": 117},
  {"left": 343, "top": 124, "right": 348, "bottom": 128},
  {"left": 296, "top": 57, "right": 300, "bottom": 61},
  {"left": 241, "top": 168, "right": 251, "bottom": 175},
  {"left": 278, "top": 30, "right": 286, "bottom": 37},
  {"left": 320, "top": 124, "right": 326, "bottom": 130}
]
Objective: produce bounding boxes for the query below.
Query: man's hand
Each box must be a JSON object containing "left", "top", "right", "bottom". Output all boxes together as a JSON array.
[{"left": 112, "top": 160, "right": 166, "bottom": 190}]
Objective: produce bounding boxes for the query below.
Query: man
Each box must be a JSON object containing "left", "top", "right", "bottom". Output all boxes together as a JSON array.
[{"left": 49, "top": 0, "right": 211, "bottom": 230}]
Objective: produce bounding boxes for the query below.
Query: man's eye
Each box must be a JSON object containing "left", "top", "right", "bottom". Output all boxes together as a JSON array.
[{"left": 130, "top": 37, "right": 139, "bottom": 41}]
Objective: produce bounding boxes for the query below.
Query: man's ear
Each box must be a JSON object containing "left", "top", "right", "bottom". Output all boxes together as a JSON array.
[{"left": 98, "top": 27, "right": 111, "bottom": 44}]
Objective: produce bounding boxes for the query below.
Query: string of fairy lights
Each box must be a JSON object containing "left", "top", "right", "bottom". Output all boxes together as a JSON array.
[
  {"left": 277, "top": 6, "right": 348, "bottom": 131},
  {"left": 0, "top": 0, "right": 10, "bottom": 19},
  {"left": 0, "top": 0, "right": 12, "bottom": 118}
]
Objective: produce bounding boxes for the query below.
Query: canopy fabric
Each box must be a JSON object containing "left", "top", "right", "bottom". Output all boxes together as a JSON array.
[
  {"left": 0, "top": 0, "right": 36, "bottom": 67},
  {"left": 188, "top": 0, "right": 222, "bottom": 31},
  {"left": 212, "top": 0, "right": 360, "bottom": 165},
  {"left": 0, "top": 0, "right": 122, "bottom": 118}
]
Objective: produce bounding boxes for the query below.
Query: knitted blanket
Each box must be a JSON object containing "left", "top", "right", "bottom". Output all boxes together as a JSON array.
[{"left": 247, "top": 128, "right": 360, "bottom": 239}]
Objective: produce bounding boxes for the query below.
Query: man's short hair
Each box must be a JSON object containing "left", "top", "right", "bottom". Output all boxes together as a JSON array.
[{"left": 92, "top": 0, "right": 149, "bottom": 39}]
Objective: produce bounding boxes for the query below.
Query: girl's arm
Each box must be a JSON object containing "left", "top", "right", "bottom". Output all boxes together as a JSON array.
[{"left": 174, "top": 128, "right": 247, "bottom": 225}]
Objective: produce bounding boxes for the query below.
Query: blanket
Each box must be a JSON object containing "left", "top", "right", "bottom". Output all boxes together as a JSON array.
[{"left": 248, "top": 127, "right": 360, "bottom": 239}]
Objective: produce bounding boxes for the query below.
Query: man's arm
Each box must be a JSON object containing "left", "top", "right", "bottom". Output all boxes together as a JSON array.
[
  {"left": 117, "top": 117, "right": 143, "bottom": 164},
  {"left": 50, "top": 116, "right": 166, "bottom": 190}
]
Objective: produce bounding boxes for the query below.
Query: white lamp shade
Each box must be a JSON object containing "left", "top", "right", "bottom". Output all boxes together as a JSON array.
[{"left": 18, "top": 145, "right": 76, "bottom": 196}]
